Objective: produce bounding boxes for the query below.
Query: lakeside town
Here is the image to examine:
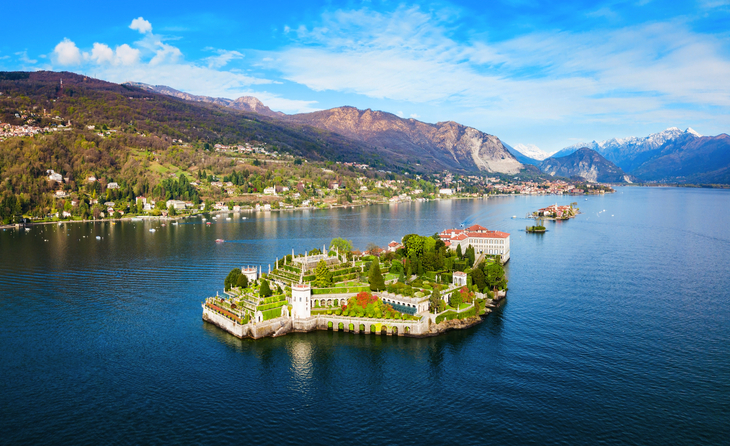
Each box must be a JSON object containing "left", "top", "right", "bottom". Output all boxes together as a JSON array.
[
  {"left": 203, "top": 228, "right": 510, "bottom": 339},
  {"left": 0, "top": 128, "right": 614, "bottom": 226}
]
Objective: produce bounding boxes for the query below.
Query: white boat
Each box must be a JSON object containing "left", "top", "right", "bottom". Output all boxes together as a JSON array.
[
  {"left": 242, "top": 217, "right": 247, "bottom": 220},
  {"left": 202, "top": 217, "right": 207, "bottom": 221},
  {"left": 96, "top": 236, "right": 101, "bottom": 240},
  {"left": 226, "top": 217, "right": 231, "bottom": 221},
  {"left": 149, "top": 229, "right": 156, "bottom": 233},
  {"left": 172, "top": 222, "right": 178, "bottom": 225},
  {"left": 512, "top": 215, "right": 517, "bottom": 218},
  {"left": 25, "top": 228, "right": 30, "bottom": 232}
]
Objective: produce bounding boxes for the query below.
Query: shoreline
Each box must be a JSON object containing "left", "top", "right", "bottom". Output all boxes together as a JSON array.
[
  {"left": 202, "top": 296, "right": 504, "bottom": 340},
  {"left": 0, "top": 193, "right": 585, "bottom": 230}
]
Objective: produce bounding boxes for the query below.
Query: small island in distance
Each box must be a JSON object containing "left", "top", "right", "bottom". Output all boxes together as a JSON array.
[{"left": 203, "top": 227, "right": 510, "bottom": 339}]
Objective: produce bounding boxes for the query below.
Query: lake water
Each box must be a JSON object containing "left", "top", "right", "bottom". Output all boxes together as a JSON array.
[{"left": 1, "top": 187, "right": 729, "bottom": 445}]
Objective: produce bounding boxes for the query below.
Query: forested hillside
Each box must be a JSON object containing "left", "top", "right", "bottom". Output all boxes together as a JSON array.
[{"left": 0, "top": 71, "right": 405, "bottom": 222}]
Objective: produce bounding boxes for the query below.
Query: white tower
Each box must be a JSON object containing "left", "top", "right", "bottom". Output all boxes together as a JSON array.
[{"left": 291, "top": 269, "right": 311, "bottom": 319}]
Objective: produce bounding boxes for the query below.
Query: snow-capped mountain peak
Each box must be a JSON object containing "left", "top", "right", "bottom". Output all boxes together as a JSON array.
[
  {"left": 553, "top": 126, "right": 704, "bottom": 171},
  {"left": 512, "top": 143, "right": 555, "bottom": 161},
  {"left": 686, "top": 127, "right": 702, "bottom": 137}
]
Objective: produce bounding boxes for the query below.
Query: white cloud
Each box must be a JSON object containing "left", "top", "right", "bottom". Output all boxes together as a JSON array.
[
  {"left": 48, "top": 17, "right": 273, "bottom": 105},
  {"left": 115, "top": 44, "right": 141, "bottom": 65},
  {"left": 264, "top": 6, "right": 730, "bottom": 129},
  {"left": 130, "top": 17, "right": 152, "bottom": 34},
  {"left": 89, "top": 43, "right": 114, "bottom": 64},
  {"left": 204, "top": 49, "right": 244, "bottom": 68},
  {"left": 149, "top": 43, "right": 182, "bottom": 65},
  {"left": 86, "top": 43, "right": 139, "bottom": 65},
  {"left": 410, "top": 113, "right": 420, "bottom": 119},
  {"left": 16, "top": 51, "right": 37, "bottom": 64},
  {"left": 54, "top": 38, "right": 82, "bottom": 65}
]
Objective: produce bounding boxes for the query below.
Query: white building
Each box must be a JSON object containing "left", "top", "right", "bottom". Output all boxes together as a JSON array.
[
  {"left": 439, "top": 188, "right": 453, "bottom": 195},
  {"left": 47, "top": 170, "right": 63, "bottom": 183},
  {"left": 439, "top": 224, "right": 511, "bottom": 263},
  {"left": 241, "top": 266, "right": 258, "bottom": 283},
  {"left": 453, "top": 271, "right": 467, "bottom": 287},
  {"left": 166, "top": 200, "right": 188, "bottom": 210},
  {"left": 291, "top": 282, "right": 312, "bottom": 319}
]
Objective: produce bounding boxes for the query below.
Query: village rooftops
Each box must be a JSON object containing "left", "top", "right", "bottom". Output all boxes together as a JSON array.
[{"left": 439, "top": 228, "right": 510, "bottom": 240}]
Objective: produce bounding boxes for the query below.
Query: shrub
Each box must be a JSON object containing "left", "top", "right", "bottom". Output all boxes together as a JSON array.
[
  {"left": 335, "top": 309, "right": 342, "bottom": 316},
  {"left": 327, "top": 310, "right": 332, "bottom": 315}
]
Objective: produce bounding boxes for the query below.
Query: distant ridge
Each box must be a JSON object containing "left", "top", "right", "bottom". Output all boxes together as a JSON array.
[
  {"left": 123, "top": 82, "right": 285, "bottom": 118},
  {"left": 540, "top": 148, "right": 632, "bottom": 183}
]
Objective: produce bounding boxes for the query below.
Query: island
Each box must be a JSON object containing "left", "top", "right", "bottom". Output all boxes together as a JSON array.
[
  {"left": 202, "top": 227, "right": 509, "bottom": 339},
  {"left": 529, "top": 203, "right": 579, "bottom": 220}
]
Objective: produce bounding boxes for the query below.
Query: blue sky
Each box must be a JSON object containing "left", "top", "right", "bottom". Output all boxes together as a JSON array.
[{"left": 1, "top": 0, "right": 729, "bottom": 153}]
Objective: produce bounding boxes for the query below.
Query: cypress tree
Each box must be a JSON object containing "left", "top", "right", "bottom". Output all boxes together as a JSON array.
[
  {"left": 368, "top": 257, "right": 386, "bottom": 291},
  {"left": 429, "top": 288, "right": 441, "bottom": 313},
  {"left": 259, "top": 279, "right": 272, "bottom": 297}
]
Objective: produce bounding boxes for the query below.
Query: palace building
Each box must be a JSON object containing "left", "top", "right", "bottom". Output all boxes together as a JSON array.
[{"left": 439, "top": 224, "right": 511, "bottom": 263}]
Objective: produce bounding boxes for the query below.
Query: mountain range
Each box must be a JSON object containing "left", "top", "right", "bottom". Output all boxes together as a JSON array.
[
  {"left": 124, "top": 82, "right": 285, "bottom": 118},
  {"left": 135, "top": 81, "right": 730, "bottom": 184},
  {"left": 539, "top": 148, "right": 631, "bottom": 183},
  {"left": 126, "top": 82, "right": 524, "bottom": 174},
  {"left": 6, "top": 72, "right": 724, "bottom": 184},
  {"left": 510, "top": 127, "right": 730, "bottom": 184}
]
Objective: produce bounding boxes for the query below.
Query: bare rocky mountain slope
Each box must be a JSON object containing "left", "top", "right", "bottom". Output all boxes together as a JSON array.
[{"left": 286, "top": 107, "right": 523, "bottom": 174}]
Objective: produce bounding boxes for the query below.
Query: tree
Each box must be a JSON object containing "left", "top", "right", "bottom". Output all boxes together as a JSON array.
[
  {"left": 259, "top": 279, "right": 272, "bottom": 297},
  {"left": 429, "top": 288, "right": 441, "bottom": 313},
  {"left": 456, "top": 243, "right": 463, "bottom": 259},
  {"left": 471, "top": 266, "right": 486, "bottom": 291},
  {"left": 389, "top": 260, "right": 404, "bottom": 275},
  {"left": 330, "top": 237, "right": 353, "bottom": 253},
  {"left": 402, "top": 234, "right": 425, "bottom": 258},
  {"left": 168, "top": 205, "right": 177, "bottom": 216},
  {"left": 368, "top": 257, "right": 386, "bottom": 291},
  {"left": 466, "top": 245, "right": 475, "bottom": 266},
  {"left": 485, "top": 262, "right": 507, "bottom": 290},
  {"left": 314, "top": 260, "right": 333, "bottom": 287},
  {"left": 450, "top": 288, "right": 463, "bottom": 307},
  {"left": 236, "top": 273, "right": 249, "bottom": 289},
  {"left": 224, "top": 268, "right": 242, "bottom": 290}
]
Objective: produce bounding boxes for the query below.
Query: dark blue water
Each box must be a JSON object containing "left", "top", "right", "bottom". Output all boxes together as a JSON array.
[{"left": 1, "top": 187, "right": 729, "bottom": 445}]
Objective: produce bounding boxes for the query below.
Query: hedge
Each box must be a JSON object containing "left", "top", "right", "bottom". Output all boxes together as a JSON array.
[
  {"left": 262, "top": 307, "right": 284, "bottom": 321},
  {"left": 257, "top": 301, "right": 287, "bottom": 311},
  {"left": 312, "top": 286, "right": 370, "bottom": 294}
]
